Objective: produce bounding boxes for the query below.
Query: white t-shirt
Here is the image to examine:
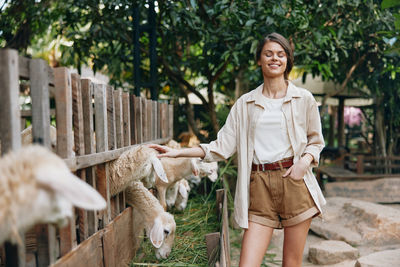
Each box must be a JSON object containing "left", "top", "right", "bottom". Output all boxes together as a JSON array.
[{"left": 253, "top": 95, "right": 294, "bottom": 164}]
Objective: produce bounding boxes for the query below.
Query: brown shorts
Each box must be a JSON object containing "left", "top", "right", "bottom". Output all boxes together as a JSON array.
[{"left": 248, "top": 168, "right": 319, "bottom": 229}]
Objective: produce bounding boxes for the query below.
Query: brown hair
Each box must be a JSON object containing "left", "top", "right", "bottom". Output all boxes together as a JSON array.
[{"left": 255, "top": 33, "right": 294, "bottom": 80}]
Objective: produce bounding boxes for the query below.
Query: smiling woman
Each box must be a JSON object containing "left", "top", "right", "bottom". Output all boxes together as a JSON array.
[{"left": 150, "top": 32, "right": 325, "bottom": 267}]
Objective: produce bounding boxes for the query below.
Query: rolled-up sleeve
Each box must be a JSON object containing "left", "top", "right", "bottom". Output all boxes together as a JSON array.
[
  {"left": 303, "top": 99, "right": 325, "bottom": 167},
  {"left": 199, "top": 104, "right": 238, "bottom": 162}
]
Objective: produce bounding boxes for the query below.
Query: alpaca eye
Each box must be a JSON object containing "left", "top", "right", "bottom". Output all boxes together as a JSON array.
[{"left": 164, "top": 229, "right": 170, "bottom": 235}]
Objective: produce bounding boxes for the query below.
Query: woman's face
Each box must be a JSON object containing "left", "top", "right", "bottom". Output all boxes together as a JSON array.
[{"left": 257, "top": 41, "right": 287, "bottom": 79}]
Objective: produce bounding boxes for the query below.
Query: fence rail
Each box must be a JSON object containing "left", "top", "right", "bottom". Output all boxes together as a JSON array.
[{"left": 0, "top": 48, "right": 174, "bottom": 267}]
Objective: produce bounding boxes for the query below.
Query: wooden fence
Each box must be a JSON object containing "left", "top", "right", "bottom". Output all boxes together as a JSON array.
[
  {"left": 205, "top": 184, "right": 231, "bottom": 267},
  {"left": 0, "top": 48, "right": 173, "bottom": 267}
]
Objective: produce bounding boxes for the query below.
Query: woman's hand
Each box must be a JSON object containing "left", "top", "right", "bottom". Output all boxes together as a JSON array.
[
  {"left": 148, "top": 144, "right": 180, "bottom": 158},
  {"left": 282, "top": 154, "right": 313, "bottom": 180}
]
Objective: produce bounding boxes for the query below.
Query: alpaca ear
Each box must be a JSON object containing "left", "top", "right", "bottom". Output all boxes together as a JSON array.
[
  {"left": 151, "top": 156, "right": 168, "bottom": 183},
  {"left": 191, "top": 159, "right": 200, "bottom": 177},
  {"left": 150, "top": 217, "right": 164, "bottom": 248},
  {"left": 178, "top": 182, "right": 188, "bottom": 199},
  {"left": 36, "top": 167, "right": 107, "bottom": 211}
]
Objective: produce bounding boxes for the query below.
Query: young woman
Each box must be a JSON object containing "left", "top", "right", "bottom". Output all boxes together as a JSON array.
[{"left": 150, "top": 32, "right": 326, "bottom": 267}]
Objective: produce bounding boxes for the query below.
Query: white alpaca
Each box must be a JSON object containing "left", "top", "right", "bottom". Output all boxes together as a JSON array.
[
  {"left": 126, "top": 181, "right": 176, "bottom": 259},
  {"left": 108, "top": 145, "right": 168, "bottom": 196},
  {"left": 0, "top": 145, "right": 106, "bottom": 245}
]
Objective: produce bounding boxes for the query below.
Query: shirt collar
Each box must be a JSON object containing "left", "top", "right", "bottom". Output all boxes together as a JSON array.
[{"left": 246, "top": 81, "right": 302, "bottom": 105}]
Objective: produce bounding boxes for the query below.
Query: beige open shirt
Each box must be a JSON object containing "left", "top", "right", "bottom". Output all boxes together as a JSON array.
[{"left": 200, "top": 82, "right": 326, "bottom": 229}]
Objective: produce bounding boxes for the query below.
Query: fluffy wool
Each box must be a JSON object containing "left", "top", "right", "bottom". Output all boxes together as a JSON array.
[
  {"left": 126, "top": 181, "right": 176, "bottom": 259},
  {"left": 108, "top": 145, "right": 167, "bottom": 196},
  {"left": 0, "top": 145, "right": 106, "bottom": 245}
]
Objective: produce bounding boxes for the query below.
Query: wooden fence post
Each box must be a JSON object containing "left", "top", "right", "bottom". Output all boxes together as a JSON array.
[
  {"left": 81, "top": 79, "right": 99, "bottom": 236},
  {"left": 147, "top": 100, "right": 152, "bottom": 141},
  {"left": 107, "top": 86, "right": 120, "bottom": 219},
  {"left": 54, "top": 67, "right": 77, "bottom": 257},
  {"left": 134, "top": 96, "right": 143, "bottom": 144},
  {"left": 169, "top": 104, "right": 174, "bottom": 139},
  {"left": 71, "top": 73, "right": 89, "bottom": 242},
  {"left": 94, "top": 84, "right": 111, "bottom": 227},
  {"left": 0, "top": 49, "right": 25, "bottom": 267}
]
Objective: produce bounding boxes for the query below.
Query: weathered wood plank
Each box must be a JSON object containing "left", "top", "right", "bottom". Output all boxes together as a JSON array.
[
  {"left": 20, "top": 109, "right": 56, "bottom": 118},
  {"left": 114, "top": 89, "right": 123, "bottom": 149},
  {"left": 152, "top": 101, "right": 157, "bottom": 140},
  {"left": 30, "top": 58, "right": 58, "bottom": 266},
  {"left": 106, "top": 85, "right": 116, "bottom": 151},
  {"left": 205, "top": 232, "right": 220, "bottom": 264},
  {"left": 103, "top": 208, "right": 134, "bottom": 267},
  {"left": 169, "top": 105, "right": 174, "bottom": 139},
  {"left": 129, "top": 94, "right": 136, "bottom": 145},
  {"left": 54, "top": 67, "right": 77, "bottom": 257},
  {"left": 160, "top": 103, "right": 168, "bottom": 139},
  {"left": 222, "top": 186, "right": 231, "bottom": 267},
  {"left": 35, "top": 225, "right": 57, "bottom": 267},
  {"left": 30, "top": 58, "right": 51, "bottom": 147},
  {"left": 134, "top": 96, "right": 143, "bottom": 144},
  {"left": 141, "top": 98, "right": 148, "bottom": 142},
  {"left": 63, "top": 137, "right": 171, "bottom": 171},
  {"left": 94, "top": 84, "right": 111, "bottom": 226},
  {"left": 18, "top": 54, "right": 54, "bottom": 85},
  {"left": 71, "top": 73, "right": 89, "bottom": 242},
  {"left": 0, "top": 49, "right": 21, "bottom": 154},
  {"left": 122, "top": 92, "right": 131, "bottom": 147},
  {"left": 107, "top": 86, "right": 119, "bottom": 219},
  {"left": 54, "top": 67, "right": 74, "bottom": 158},
  {"left": 51, "top": 228, "right": 104, "bottom": 267},
  {"left": 0, "top": 49, "right": 24, "bottom": 267},
  {"left": 81, "top": 79, "right": 98, "bottom": 236},
  {"left": 147, "top": 99, "right": 152, "bottom": 142}
]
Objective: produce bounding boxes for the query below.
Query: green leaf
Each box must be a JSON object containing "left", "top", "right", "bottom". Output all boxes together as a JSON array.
[
  {"left": 190, "top": 0, "right": 197, "bottom": 9},
  {"left": 245, "top": 19, "right": 256, "bottom": 27},
  {"left": 381, "top": 0, "right": 400, "bottom": 9}
]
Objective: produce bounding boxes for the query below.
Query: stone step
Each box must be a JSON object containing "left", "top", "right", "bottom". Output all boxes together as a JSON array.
[{"left": 308, "top": 240, "right": 359, "bottom": 265}]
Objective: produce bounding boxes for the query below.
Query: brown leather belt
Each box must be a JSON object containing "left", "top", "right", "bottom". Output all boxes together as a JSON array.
[{"left": 252, "top": 157, "right": 294, "bottom": 171}]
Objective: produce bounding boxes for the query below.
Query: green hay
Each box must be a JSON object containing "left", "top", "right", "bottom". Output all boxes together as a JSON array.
[{"left": 130, "top": 193, "right": 220, "bottom": 267}]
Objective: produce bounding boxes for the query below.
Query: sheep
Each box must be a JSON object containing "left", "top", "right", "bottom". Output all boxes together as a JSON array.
[
  {"left": 154, "top": 157, "right": 200, "bottom": 210},
  {"left": 166, "top": 179, "right": 191, "bottom": 211},
  {"left": 197, "top": 161, "right": 219, "bottom": 182},
  {"left": 125, "top": 181, "right": 176, "bottom": 259},
  {"left": 108, "top": 145, "right": 168, "bottom": 196},
  {"left": 21, "top": 125, "right": 57, "bottom": 152},
  {"left": 155, "top": 158, "right": 219, "bottom": 210},
  {"left": 0, "top": 144, "right": 106, "bottom": 245},
  {"left": 165, "top": 139, "right": 181, "bottom": 149}
]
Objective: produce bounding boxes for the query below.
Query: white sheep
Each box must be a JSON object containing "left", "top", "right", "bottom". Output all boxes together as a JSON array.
[
  {"left": 155, "top": 158, "right": 219, "bottom": 210},
  {"left": 108, "top": 145, "right": 168, "bottom": 196},
  {"left": 154, "top": 157, "right": 200, "bottom": 210},
  {"left": 21, "top": 125, "right": 57, "bottom": 152},
  {"left": 197, "top": 161, "right": 219, "bottom": 182},
  {"left": 166, "top": 179, "right": 191, "bottom": 211},
  {"left": 125, "top": 181, "right": 176, "bottom": 259},
  {"left": 0, "top": 145, "right": 106, "bottom": 245}
]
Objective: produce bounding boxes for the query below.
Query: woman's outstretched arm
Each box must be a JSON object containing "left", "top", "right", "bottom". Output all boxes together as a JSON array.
[{"left": 148, "top": 144, "right": 205, "bottom": 159}]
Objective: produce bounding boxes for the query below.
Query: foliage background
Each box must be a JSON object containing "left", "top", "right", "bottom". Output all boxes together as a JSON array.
[{"left": 1, "top": 0, "right": 399, "bottom": 155}]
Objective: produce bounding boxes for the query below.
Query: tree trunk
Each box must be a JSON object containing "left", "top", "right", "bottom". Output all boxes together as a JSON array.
[
  {"left": 207, "top": 84, "right": 220, "bottom": 139},
  {"left": 375, "top": 96, "right": 387, "bottom": 157},
  {"left": 183, "top": 91, "right": 207, "bottom": 143}
]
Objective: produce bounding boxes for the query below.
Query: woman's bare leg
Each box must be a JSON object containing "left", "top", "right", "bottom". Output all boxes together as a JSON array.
[
  {"left": 282, "top": 218, "right": 312, "bottom": 267},
  {"left": 239, "top": 221, "right": 274, "bottom": 267}
]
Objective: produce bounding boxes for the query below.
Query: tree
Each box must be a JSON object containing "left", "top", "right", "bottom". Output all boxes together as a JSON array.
[{"left": 1, "top": 0, "right": 398, "bottom": 154}]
